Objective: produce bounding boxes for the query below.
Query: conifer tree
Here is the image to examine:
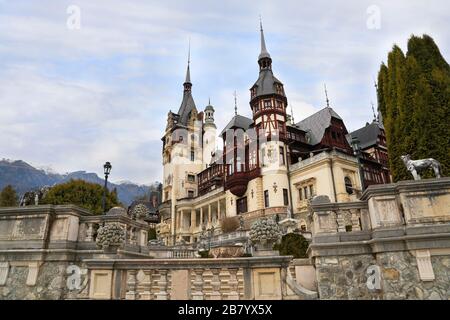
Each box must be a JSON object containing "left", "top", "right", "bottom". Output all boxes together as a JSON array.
[
  {"left": 377, "top": 35, "right": 450, "bottom": 181},
  {"left": 0, "top": 185, "right": 18, "bottom": 207}
]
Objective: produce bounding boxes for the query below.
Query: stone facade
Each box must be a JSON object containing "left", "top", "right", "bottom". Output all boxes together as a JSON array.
[{"left": 309, "top": 177, "right": 450, "bottom": 300}]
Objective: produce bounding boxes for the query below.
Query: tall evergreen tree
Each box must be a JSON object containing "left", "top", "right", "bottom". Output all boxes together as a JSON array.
[
  {"left": 377, "top": 35, "right": 450, "bottom": 181},
  {"left": 0, "top": 185, "right": 18, "bottom": 207}
]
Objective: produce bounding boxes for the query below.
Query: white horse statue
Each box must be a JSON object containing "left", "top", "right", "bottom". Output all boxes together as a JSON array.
[{"left": 401, "top": 154, "right": 442, "bottom": 180}]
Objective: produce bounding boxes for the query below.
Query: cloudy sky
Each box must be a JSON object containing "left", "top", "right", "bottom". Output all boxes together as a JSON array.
[{"left": 0, "top": 0, "right": 448, "bottom": 184}]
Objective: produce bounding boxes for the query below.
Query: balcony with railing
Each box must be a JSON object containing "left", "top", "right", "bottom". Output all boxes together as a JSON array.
[
  {"left": 225, "top": 164, "right": 261, "bottom": 197},
  {"left": 197, "top": 164, "right": 226, "bottom": 196}
]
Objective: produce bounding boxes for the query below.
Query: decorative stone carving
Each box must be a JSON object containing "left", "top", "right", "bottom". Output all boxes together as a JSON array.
[
  {"left": 155, "top": 270, "right": 169, "bottom": 300},
  {"left": 401, "top": 154, "right": 442, "bottom": 180},
  {"left": 416, "top": 250, "right": 435, "bottom": 281},
  {"left": 125, "top": 270, "right": 138, "bottom": 300},
  {"left": 140, "top": 270, "right": 153, "bottom": 300},
  {"left": 26, "top": 262, "right": 40, "bottom": 286},
  {"left": 209, "top": 268, "right": 222, "bottom": 300},
  {"left": 95, "top": 223, "right": 125, "bottom": 252},
  {"left": 0, "top": 262, "right": 9, "bottom": 286},
  {"left": 228, "top": 268, "right": 239, "bottom": 300},
  {"left": 132, "top": 204, "right": 150, "bottom": 220},
  {"left": 249, "top": 217, "right": 282, "bottom": 254},
  {"left": 191, "top": 269, "right": 204, "bottom": 300}
]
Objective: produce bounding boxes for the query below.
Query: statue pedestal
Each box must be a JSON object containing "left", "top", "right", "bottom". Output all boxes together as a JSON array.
[
  {"left": 253, "top": 249, "right": 279, "bottom": 257},
  {"left": 253, "top": 242, "right": 279, "bottom": 257}
]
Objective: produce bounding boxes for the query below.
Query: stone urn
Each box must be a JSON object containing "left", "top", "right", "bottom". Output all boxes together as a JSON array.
[
  {"left": 249, "top": 217, "right": 282, "bottom": 256},
  {"left": 96, "top": 223, "right": 125, "bottom": 254}
]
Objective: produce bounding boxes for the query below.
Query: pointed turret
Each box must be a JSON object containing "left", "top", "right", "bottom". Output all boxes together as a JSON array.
[
  {"left": 183, "top": 45, "right": 192, "bottom": 93},
  {"left": 177, "top": 45, "right": 197, "bottom": 126},
  {"left": 259, "top": 20, "right": 271, "bottom": 60},
  {"left": 258, "top": 19, "right": 272, "bottom": 71}
]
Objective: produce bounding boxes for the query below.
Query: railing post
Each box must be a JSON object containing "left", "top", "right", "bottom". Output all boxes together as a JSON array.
[
  {"left": 228, "top": 268, "right": 239, "bottom": 300},
  {"left": 85, "top": 223, "right": 94, "bottom": 242},
  {"left": 335, "top": 211, "right": 346, "bottom": 232},
  {"left": 351, "top": 209, "right": 362, "bottom": 231},
  {"left": 125, "top": 270, "right": 138, "bottom": 300},
  {"left": 209, "top": 268, "right": 221, "bottom": 300},
  {"left": 191, "top": 269, "right": 204, "bottom": 300},
  {"left": 155, "top": 270, "right": 169, "bottom": 300},
  {"left": 140, "top": 270, "right": 153, "bottom": 300}
]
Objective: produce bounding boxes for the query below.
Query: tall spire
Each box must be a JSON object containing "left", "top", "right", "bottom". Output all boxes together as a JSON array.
[
  {"left": 234, "top": 90, "right": 238, "bottom": 115},
  {"left": 324, "top": 83, "right": 330, "bottom": 108},
  {"left": 371, "top": 101, "right": 377, "bottom": 122},
  {"left": 258, "top": 16, "right": 271, "bottom": 61},
  {"left": 183, "top": 40, "right": 192, "bottom": 92}
]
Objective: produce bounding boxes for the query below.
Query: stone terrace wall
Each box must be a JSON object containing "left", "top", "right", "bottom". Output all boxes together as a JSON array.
[{"left": 309, "top": 178, "right": 450, "bottom": 300}]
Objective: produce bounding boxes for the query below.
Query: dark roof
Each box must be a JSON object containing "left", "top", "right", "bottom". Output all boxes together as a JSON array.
[
  {"left": 251, "top": 70, "right": 284, "bottom": 98},
  {"left": 348, "top": 121, "right": 383, "bottom": 149},
  {"left": 176, "top": 92, "right": 197, "bottom": 126},
  {"left": 220, "top": 115, "right": 253, "bottom": 136},
  {"left": 295, "top": 107, "right": 343, "bottom": 145}
]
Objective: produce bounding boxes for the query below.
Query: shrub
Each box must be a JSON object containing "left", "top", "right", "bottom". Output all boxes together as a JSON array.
[
  {"left": 273, "top": 233, "right": 309, "bottom": 258},
  {"left": 198, "top": 250, "right": 210, "bottom": 258},
  {"left": 220, "top": 216, "right": 239, "bottom": 233},
  {"left": 148, "top": 228, "right": 157, "bottom": 240}
]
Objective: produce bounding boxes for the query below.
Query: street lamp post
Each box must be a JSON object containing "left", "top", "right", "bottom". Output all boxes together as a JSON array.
[
  {"left": 102, "top": 161, "right": 112, "bottom": 214},
  {"left": 351, "top": 137, "right": 365, "bottom": 193}
]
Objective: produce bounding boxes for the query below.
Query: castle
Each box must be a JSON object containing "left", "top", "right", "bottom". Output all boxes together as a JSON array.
[{"left": 157, "top": 22, "right": 389, "bottom": 245}]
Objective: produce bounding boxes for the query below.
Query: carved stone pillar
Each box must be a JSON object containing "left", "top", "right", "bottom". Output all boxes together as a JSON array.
[
  {"left": 125, "top": 270, "right": 138, "bottom": 300},
  {"left": 191, "top": 269, "right": 204, "bottom": 300},
  {"left": 335, "top": 211, "right": 347, "bottom": 232},
  {"left": 208, "top": 204, "right": 212, "bottom": 225},
  {"left": 209, "top": 268, "right": 221, "bottom": 300},
  {"left": 85, "top": 223, "right": 94, "bottom": 242},
  {"left": 140, "top": 270, "right": 153, "bottom": 300},
  {"left": 228, "top": 268, "right": 239, "bottom": 300},
  {"left": 191, "top": 210, "right": 196, "bottom": 231},
  {"left": 351, "top": 209, "right": 362, "bottom": 231},
  {"left": 155, "top": 270, "right": 169, "bottom": 300}
]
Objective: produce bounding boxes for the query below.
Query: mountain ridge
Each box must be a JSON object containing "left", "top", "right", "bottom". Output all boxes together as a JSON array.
[{"left": 0, "top": 159, "right": 159, "bottom": 206}]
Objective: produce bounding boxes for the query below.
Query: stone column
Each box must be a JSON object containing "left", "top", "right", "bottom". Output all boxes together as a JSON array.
[
  {"left": 209, "top": 268, "right": 221, "bottom": 300},
  {"left": 191, "top": 269, "right": 204, "bottom": 300},
  {"left": 228, "top": 268, "right": 239, "bottom": 300},
  {"left": 125, "top": 270, "right": 138, "bottom": 300},
  {"left": 200, "top": 207, "right": 204, "bottom": 227},
  {"left": 335, "top": 211, "right": 347, "bottom": 232},
  {"left": 155, "top": 270, "right": 169, "bottom": 300},
  {"left": 140, "top": 270, "right": 153, "bottom": 300},
  {"left": 191, "top": 209, "right": 196, "bottom": 231},
  {"left": 85, "top": 223, "right": 94, "bottom": 242},
  {"left": 351, "top": 209, "right": 362, "bottom": 231},
  {"left": 218, "top": 200, "right": 221, "bottom": 220},
  {"left": 208, "top": 204, "right": 212, "bottom": 226}
]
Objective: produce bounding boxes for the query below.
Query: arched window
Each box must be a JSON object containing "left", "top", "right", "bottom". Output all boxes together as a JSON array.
[{"left": 345, "top": 177, "right": 353, "bottom": 194}]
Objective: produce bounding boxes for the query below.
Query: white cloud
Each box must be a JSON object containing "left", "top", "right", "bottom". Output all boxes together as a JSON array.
[{"left": 0, "top": 0, "right": 448, "bottom": 183}]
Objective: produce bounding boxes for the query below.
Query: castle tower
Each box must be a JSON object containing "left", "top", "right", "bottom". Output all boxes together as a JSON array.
[
  {"left": 161, "top": 54, "right": 204, "bottom": 244},
  {"left": 203, "top": 99, "right": 216, "bottom": 167},
  {"left": 250, "top": 20, "right": 290, "bottom": 209}
]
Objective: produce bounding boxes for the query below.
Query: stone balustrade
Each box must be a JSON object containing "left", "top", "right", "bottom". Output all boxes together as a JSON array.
[
  {"left": 308, "top": 178, "right": 450, "bottom": 300},
  {"left": 84, "top": 256, "right": 301, "bottom": 300}
]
